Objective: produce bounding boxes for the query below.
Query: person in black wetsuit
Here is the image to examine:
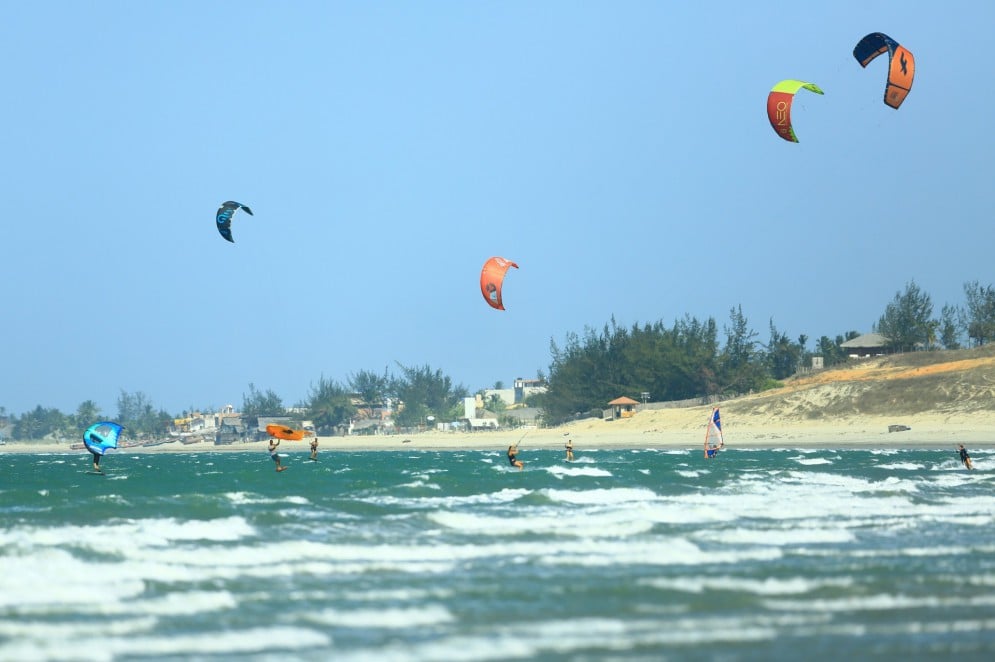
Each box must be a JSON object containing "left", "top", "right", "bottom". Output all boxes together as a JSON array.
[
  {"left": 507, "top": 445, "right": 523, "bottom": 470},
  {"left": 958, "top": 444, "right": 974, "bottom": 470}
]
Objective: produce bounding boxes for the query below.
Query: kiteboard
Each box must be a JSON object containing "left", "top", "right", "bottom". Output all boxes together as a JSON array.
[{"left": 85, "top": 471, "right": 106, "bottom": 476}]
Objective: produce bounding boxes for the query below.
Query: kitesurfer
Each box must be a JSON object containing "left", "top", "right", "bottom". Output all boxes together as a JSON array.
[
  {"left": 565, "top": 439, "right": 574, "bottom": 462},
  {"left": 507, "top": 445, "right": 523, "bottom": 470},
  {"left": 90, "top": 449, "right": 103, "bottom": 473},
  {"left": 958, "top": 444, "right": 974, "bottom": 470},
  {"left": 269, "top": 438, "right": 287, "bottom": 472},
  {"left": 309, "top": 436, "right": 318, "bottom": 461}
]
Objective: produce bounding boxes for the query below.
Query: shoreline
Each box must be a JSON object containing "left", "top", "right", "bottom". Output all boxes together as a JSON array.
[{"left": 4, "top": 413, "right": 992, "bottom": 454}]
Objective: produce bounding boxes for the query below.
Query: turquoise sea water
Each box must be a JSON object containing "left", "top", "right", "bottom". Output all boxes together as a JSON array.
[{"left": 2, "top": 446, "right": 994, "bottom": 661}]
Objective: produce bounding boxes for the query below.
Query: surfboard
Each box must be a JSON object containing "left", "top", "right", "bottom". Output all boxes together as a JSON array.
[{"left": 85, "top": 471, "right": 106, "bottom": 476}]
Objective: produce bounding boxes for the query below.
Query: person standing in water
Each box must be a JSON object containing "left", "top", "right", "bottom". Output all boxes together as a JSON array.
[
  {"left": 958, "top": 444, "right": 974, "bottom": 470},
  {"left": 507, "top": 445, "right": 524, "bottom": 470},
  {"left": 565, "top": 438, "right": 574, "bottom": 462},
  {"left": 309, "top": 436, "right": 319, "bottom": 462},
  {"left": 269, "top": 438, "right": 287, "bottom": 472}
]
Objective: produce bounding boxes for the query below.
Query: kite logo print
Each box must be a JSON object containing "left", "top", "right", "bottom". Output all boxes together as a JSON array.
[
  {"left": 774, "top": 101, "right": 789, "bottom": 129},
  {"left": 899, "top": 52, "right": 908, "bottom": 75}
]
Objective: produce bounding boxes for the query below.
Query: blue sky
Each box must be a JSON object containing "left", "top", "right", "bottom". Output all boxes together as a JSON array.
[{"left": 2, "top": 2, "right": 992, "bottom": 416}]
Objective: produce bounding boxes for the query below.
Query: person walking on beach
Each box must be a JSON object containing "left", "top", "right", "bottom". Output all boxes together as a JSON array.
[
  {"left": 958, "top": 444, "right": 974, "bottom": 470},
  {"left": 309, "top": 436, "right": 318, "bottom": 461},
  {"left": 565, "top": 438, "right": 574, "bottom": 462},
  {"left": 507, "top": 445, "right": 524, "bottom": 470},
  {"left": 269, "top": 438, "right": 287, "bottom": 472}
]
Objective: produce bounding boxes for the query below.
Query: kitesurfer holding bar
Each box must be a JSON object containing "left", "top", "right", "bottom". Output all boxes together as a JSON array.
[
  {"left": 565, "top": 438, "right": 574, "bottom": 462},
  {"left": 309, "top": 436, "right": 318, "bottom": 461},
  {"left": 958, "top": 444, "right": 974, "bottom": 470},
  {"left": 507, "top": 445, "right": 523, "bottom": 470},
  {"left": 269, "top": 438, "right": 287, "bottom": 472}
]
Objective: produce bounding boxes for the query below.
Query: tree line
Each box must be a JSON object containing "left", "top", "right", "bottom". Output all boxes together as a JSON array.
[{"left": 4, "top": 280, "right": 995, "bottom": 439}]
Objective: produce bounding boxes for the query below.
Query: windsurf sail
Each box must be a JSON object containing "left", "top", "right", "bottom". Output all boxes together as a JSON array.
[
  {"left": 704, "top": 407, "right": 724, "bottom": 458},
  {"left": 83, "top": 422, "right": 123, "bottom": 456}
]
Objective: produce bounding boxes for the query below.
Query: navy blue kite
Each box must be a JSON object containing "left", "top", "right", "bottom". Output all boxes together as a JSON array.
[{"left": 216, "top": 201, "right": 253, "bottom": 243}]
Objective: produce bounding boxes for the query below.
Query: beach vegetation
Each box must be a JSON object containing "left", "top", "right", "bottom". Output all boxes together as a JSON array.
[
  {"left": 306, "top": 376, "right": 356, "bottom": 433},
  {"left": 963, "top": 280, "right": 995, "bottom": 346},
  {"left": 874, "top": 281, "right": 936, "bottom": 352}
]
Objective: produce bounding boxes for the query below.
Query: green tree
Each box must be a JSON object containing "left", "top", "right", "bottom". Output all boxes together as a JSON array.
[
  {"left": 348, "top": 368, "right": 390, "bottom": 408},
  {"left": 939, "top": 303, "right": 963, "bottom": 350},
  {"left": 390, "top": 363, "right": 468, "bottom": 428},
  {"left": 815, "top": 334, "right": 852, "bottom": 367},
  {"left": 874, "top": 281, "right": 935, "bottom": 352},
  {"left": 963, "top": 280, "right": 995, "bottom": 346},
  {"left": 486, "top": 393, "right": 507, "bottom": 414},
  {"left": 74, "top": 400, "right": 102, "bottom": 431},
  {"left": 116, "top": 390, "right": 172, "bottom": 437},
  {"left": 720, "top": 305, "right": 765, "bottom": 393},
  {"left": 307, "top": 376, "right": 356, "bottom": 434},
  {"left": 12, "top": 405, "right": 66, "bottom": 441},
  {"left": 766, "top": 319, "right": 803, "bottom": 380},
  {"left": 240, "top": 384, "right": 285, "bottom": 427}
]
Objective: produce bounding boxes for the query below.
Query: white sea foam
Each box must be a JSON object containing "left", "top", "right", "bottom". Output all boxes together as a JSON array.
[
  {"left": 363, "top": 487, "right": 529, "bottom": 508},
  {"left": 96, "top": 626, "right": 328, "bottom": 661},
  {"left": 543, "top": 465, "right": 613, "bottom": 478},
  {"left": 762, "top": 592, "right": 995, "bottom": 613},
  {"left": 695, "top": 526, "right": 855, "bottom": 546},
  {"left": 543, "top": 487, "right": 658, "bottom": 505},
  {"left": 0, "top": 548, "right": 146, "bottom": 609},
  {"left": 641, "top": 575, "right": 854, "bottom": 595},
  {"left": 305, "top": 604, "right": 453, "bottom": 628},
  {"left": 0, "top": 516, "right": 255, "bottom": 557},
  {"left": 877, "top": 462, "right": 924, "bottom": 470},
  {"left": 793, "top": 457, "right": 834, "bottom": 465},
  {"left": 428, "top": 508, "right": 655, "bottom": 538}
]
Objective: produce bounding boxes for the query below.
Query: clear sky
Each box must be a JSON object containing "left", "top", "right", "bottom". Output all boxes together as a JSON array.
[{"left": 2, "top": 2, "right": 992, "bottom": 417}]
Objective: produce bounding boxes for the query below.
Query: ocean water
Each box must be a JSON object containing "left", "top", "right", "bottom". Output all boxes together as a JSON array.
[{"left": 2, "top": 446, "right": 994, "bottom": 661}]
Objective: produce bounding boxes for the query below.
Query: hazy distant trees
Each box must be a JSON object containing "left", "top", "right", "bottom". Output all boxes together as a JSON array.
[
  {"left": 117, "top": 390, "right": 171, "bottom": 437},
  {"left": 12, "top": 405, "right": 65, "bottom": 440},
  {"left": 767, "top": 321, "right": 805, "bottom": 380},
  {"left": 7, "top": 279, "right": 995, "bottom": 432},
  {"left": 874, "top": 281, "right": 935, "bottom": 352},
  {"left": 816, "top": 332, "right": 858, "bottom": 367},
  {"left": 240, "top": 383, "right": 285, "bottom": 427},
  {"left": 75, "top": 400, "right": 102, "bottom": 429},
  {"left": 963, "top": 280, "right": 995, "bottom": 346},
  {"left": 939, "top": 304, "right": 962, "bottom": 350},
  {"left": 348, "top": 368, "right": 390, "bottom": 409},
  {"left": 390, "top": 363, "right": 469, "bottom": 428},
  {"left": 306, "top": 376, "right": 356, "bottom": 433},
  {"left": 538, "top": 310, "right": 777, "bottom": 424}
]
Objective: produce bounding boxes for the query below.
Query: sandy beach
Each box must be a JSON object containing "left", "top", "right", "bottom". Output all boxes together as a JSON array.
[{"left": 5, "top": 403, "right": 993, "bottom": 455}]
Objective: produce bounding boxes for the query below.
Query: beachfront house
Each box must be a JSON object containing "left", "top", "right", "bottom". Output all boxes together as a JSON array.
[{"left": 840, "top": 333, "right": 889, "bottom": 358}]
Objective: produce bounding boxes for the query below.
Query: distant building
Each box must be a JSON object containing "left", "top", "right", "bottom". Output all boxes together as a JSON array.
[
  {"left": 483, "top": 377, "right": 547, "bottom": 407},
  {"left": 215, "top": 417, "right": 249, "bottom": 445},
  {"left": 463, "top": 396, "right": 499, "bottom": 430},
  {"left": 840, "top": 333, "right": 889, "bottom": 358},
  {"left": 605, "top": 396, "right": 640, "bottom": 420}
]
